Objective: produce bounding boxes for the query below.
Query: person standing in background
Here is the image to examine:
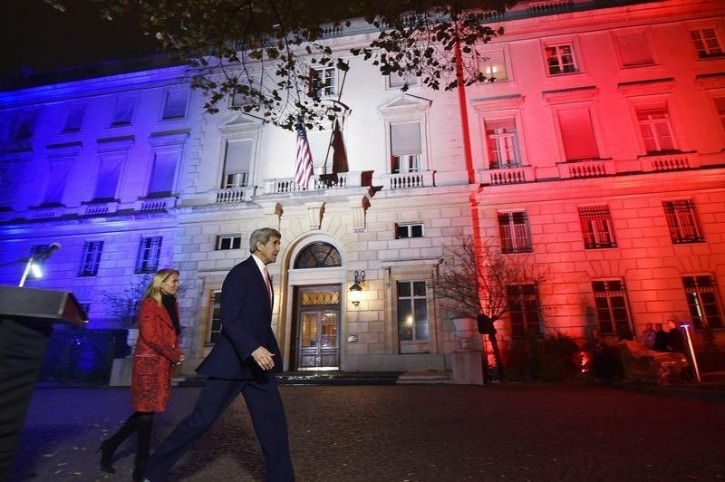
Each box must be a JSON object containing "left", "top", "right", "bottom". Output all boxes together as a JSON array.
[{"left": 640, "top": 322, "right": 656, "bottom": 349}]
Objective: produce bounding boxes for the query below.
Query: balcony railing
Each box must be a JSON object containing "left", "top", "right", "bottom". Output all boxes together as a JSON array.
[
  {"left": 262, "top": 171, "right": 373, "bottom": 195},
  {"left": 382, "top": 170, "right": 435, "bottom": 190},
  {"left": 558, "top": 159, "right": 612, "bottom": 179},
  {"left": 641, "top": 152, "right": 698, "bottom": 172},
  {"left": 481, "top": 166, "right": 535, "bottom": 185}
]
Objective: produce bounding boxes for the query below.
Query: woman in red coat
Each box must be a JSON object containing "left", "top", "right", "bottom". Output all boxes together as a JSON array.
[{"left": 98, "top": 268, "right": 184, "bottom": 481}]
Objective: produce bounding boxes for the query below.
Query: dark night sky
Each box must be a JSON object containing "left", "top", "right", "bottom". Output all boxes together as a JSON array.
[{"left": 1, "top": 0, "right": 159, "bottom": 82}]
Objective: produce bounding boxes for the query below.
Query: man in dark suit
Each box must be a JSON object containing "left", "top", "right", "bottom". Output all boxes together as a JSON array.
[{"left": 140, "top": 227, "right": 294, "bottom": 482}]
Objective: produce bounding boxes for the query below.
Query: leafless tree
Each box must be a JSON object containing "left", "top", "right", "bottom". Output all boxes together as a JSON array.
[{"left": 436, "top": 234, "right": 547, "bottom": 380}]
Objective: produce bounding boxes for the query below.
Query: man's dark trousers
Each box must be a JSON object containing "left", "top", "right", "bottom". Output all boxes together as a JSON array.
[{"left": 142, "top": 375, "right": 293, "bottom": 482}]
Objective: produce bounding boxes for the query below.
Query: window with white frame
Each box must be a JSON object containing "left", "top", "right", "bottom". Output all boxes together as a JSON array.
[
  {"left": 79, "top": 241, "right": 104, "bottom": 276},
  {"left": 62, "top": 105, "right": 86, "bottom": 133},
  {"left": 485, "top": 118, "right": 520, "bottom": 168},
  {"left": 477, "top": 49, "right": 509, "bottom": 82},
  {"left": 690, "top": 28, "right": 723, "bottom": 59},
  {"left": 557, "top": 108, "right": 600, "bottom": 161},
  {"left": 636, "top": 106, "right": 676, "bottom": 153},
  {"left": 310, "top": 67, "right": 337, "bottom": 97},
  {"left": 396, "top": 280, "right": 430, "bottom": 352},
  {"left": 544, "top": 43, "right": 578, "bottom": 75},
  {"left": 216, "top": 234, "right": 243, "bottom": 250},
  {"left": 498, "top": 211, "right": 532, "bottom": 253},
  {"left": 508, "top": 284, "right": 541, "bottom": 338},
  {"left": 135, "top": 236, "right": 162, "bottom": 273},
  {"left": 110, "top": 97, "right": 135, "bottom": 126},
  {"left": 222, "top": 139, "right": 252, "bottom": 188},
  {"left": 592, "top": 279, "right": 632, "bottom": 337},
  {"left": 662, "top": 199, "right": 704, "bottom": 244},
  {"left": 579, "top": 205, "right": 617, "bottom": 249},
  {"left": 614, "top": 32, "right": 654, "bottom": 68},
  {"left": 395, "top": 222, "right": 424, "bottom": 239},
  {"left": 207, "top": 291, "right": 222, "bottom": 344},
  {"left": 683, "top": 275, "right": 723, "bottom": 329},
  {"left": 162, "top": 90, "right": 189, "bottom": 120},
  {"left": 390, "top": 122, "right": 422, "bottom": 173}
]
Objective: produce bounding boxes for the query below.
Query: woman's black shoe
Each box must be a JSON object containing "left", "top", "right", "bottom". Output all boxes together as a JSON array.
[{"left": 97, "top": 440, "right": 116, "bottom": 474}]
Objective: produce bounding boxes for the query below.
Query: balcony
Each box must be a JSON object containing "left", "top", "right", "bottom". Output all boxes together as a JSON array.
[
  {"left": 481, "top": 166, "right": 536, "bottom": 185},
  {"left": 382, "top": 170, "right": 435, "bottom": 190},
  {"left": 262, "top": 171, "right": 373, "bottom": 195}
]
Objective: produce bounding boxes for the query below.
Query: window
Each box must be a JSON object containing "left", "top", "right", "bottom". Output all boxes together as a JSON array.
[
  {"left": 557, "top": 109, "right": 599, "bottom": 161},
  {"left": 222, "top": 139, "right": 252, "bottom": 188},
  {"left": 614, "top": 32, "right": 654, "bottom": 67},
  {"left": 390, "top": 122, "right": 422, "bottom": 173},
  {"left": 147, "top": 151, "right": 179, "bottom": 196},
  {"left": 579, "top": 205, "right": 616, "bottom": 249},
  {"left": 690, "top": 28, "right": 723, "bottom": 59},
  {"left": 10, "top": 112, "right": 37, "bottom": 148},
  {"left": 79, "top": 241, "right": 104, "bottom": 276},
  {"left": 161, "top": 90, "right": 189, "bottom": 120},
  {"left": 508, "top": 284, "right": 541, "bottom": 338},
  {"left": 498, "top": 211, "right": 532, "bottom": 253},
  {"left": 94, "top": 153, "right": 125, "bottom": 201},
  {"left": 592, "top": 280, "right": 632, "bottom": 337},
  {"left": 485, "top": 118, "right": 520, "bottom": 168},
  {"left": 663, "top": 199, "right": 704, "bottom": 244},
  {"left": 636, "top": 106, "right": 676, "bottom": 154},
  {"left": 397, "top": 280, "right": 429, "bottom": 352},
  {"left": 42, "top": 161, "right": 71, "bottom": 205},
  {"left": 395, "top": 222, "right": 424, "bottom": 239},
  {"left": 310, "top": 67, "right": 337, "bottom": 97},
  {"left": 135, "top": 236, "right": 162, "bottom": 273},
  {"left": 683, "top": 275, "right": 723, "bottom": 329},
  {"left": 388, "top": 71, "right": 420, "bottom": 89},
  {"left": 477, "top": 49, "right": 509, "bottom": 82},
  {"left": 294, "top": 242, "right": 342, "bottom": 269},
  {"left": 216, "top": 234, "right": 242, "bottom": 250},
  {"left": 207, "top": 291, "right": 222, "bottom": 344},
  {"left": 110, "top": 97, "right": 135, "bottom": 126},
  {"left": 545, "top": 44, "right": 578, "bottom": 75},
  {"left": 62, "top": 105, "right": 86, "bottom": 133},
  {"left": 714, "top": 97, "right": 725, "bottom": 130}
]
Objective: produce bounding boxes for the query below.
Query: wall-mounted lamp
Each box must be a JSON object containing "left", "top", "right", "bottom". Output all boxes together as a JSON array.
[
  {"left": 18, "top": 258, "right": 43, "bottom": 287},
  {"left": 349, "top": 270, "right": 365, "bottom": 307}
]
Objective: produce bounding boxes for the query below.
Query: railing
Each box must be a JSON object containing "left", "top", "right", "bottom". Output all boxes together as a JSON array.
[
  {"left": 641, "top": 153, "right": 698, "bottom": 172},
  {"left": 559, "top": 159, "right": 611, "bottom": 179},
  {"left": 382, "top": 171, "right": 435, "bottom": 190},
  {"left": 215, "top": 186, "right": 256, "bottom": 204},
  {"left": 262, "top": 171, "right": 373, "bottom": 195},
  {"left": 481, "top": 166, "right": 535, "bottom": 185}
]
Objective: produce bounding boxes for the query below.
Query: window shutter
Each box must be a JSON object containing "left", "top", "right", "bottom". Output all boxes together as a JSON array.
[
  {"left": 391, "top": 122, "right": 422, "bottom": 155},
  {"left": 148, "top": 151, "right": 178, "bottom": 194},
  {"left": 94, "top": 156, "right": 123, "bottom": 199},
  {"left": 558, "top": 109, "right": 599, "bottom": 161},
  {"left": 224, "top": 139, "right": 253, "bottom": 175},
  {"left": 44, "top": 161, "right": 71, "bottom": 204},
  {"left": 616, "top": 33, "right": 653, "bottom": 66}
]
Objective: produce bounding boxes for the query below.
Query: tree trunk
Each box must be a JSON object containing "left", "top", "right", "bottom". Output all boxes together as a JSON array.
[{"left": 488, "top": 333, "right": 504, "bottom": 381}]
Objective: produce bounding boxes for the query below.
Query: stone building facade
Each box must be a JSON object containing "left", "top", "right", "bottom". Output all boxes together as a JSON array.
[{"left": 0, "top": 0, "right": 723, "bottom": 376}]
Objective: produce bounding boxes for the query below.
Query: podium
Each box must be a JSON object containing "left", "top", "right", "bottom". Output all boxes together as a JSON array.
[{"left": 0, "top": 286, "right": 87, "bottom": 480}]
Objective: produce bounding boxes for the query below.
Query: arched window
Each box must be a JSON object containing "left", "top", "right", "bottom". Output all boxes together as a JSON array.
[{"left": 294, "top": 242, "right": 341, "bottom": 269}]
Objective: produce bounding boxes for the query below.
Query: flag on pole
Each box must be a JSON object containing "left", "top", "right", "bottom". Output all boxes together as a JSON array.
[{"left": 295, "top": 123, "right": 314, "bottom": 190}]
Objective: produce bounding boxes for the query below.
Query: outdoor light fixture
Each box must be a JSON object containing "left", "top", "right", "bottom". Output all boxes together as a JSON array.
[
  {"left": 19, "top": 258, "right": 43, "bottom": 287},
  {"left": 349, "top": 270, "right": 365, "bottom": 307}
]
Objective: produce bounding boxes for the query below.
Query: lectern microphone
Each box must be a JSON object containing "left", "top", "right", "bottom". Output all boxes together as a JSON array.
[{"left": 35, "top": 243, "right": 61, "bottom": 259}]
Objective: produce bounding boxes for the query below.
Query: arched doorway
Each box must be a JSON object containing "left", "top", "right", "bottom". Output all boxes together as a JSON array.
[{"left": 292, "top": 242, "right": 342, "bottom": 370}]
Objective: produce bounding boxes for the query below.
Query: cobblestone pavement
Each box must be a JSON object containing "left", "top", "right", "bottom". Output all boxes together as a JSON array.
[{"left": 7, "top": 383, "right": 725, "bottom": 482}]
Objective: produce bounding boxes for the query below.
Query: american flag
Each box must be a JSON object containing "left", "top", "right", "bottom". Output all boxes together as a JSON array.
[{"left": 295, "top": 124, "right": 314, "bottom": 190}]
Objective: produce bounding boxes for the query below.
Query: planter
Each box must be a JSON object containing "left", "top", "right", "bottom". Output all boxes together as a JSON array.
[{"left": 452, "top": 317, "right": 476, "bottom": 350}]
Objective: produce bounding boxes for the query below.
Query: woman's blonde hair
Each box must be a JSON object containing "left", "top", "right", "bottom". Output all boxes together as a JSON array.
[{"left": 143, "top": 268, "right": 180, "bottom": 306}]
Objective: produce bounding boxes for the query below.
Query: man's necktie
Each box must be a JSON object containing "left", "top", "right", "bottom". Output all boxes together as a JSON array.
[{"left": 263, "top": 267, "right": 273, "bottom": 305}]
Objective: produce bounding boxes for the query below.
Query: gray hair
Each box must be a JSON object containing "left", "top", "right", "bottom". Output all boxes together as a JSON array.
[{"left": 249, "top": 227, "right": 281, "bottom": 253}]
